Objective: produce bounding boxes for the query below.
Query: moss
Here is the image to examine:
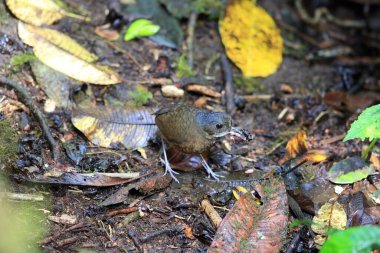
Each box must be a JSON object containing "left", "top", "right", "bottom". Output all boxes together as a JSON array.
[
  {"left": 233, "top": 75, "right": 263, "bottom": 94},
  {"left": 0, "top": 120, "right": 19, "bottom": 170}
]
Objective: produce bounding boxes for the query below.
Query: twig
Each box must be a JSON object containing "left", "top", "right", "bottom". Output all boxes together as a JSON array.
[
  {"left": 295, "top": 0, "right": 365, "bottom": 28},
  {"left": 186, "top": 11, "right": 198, "bottom": 69},
  {"left": 221, "top": 54, "right": 235, "bottom": 114},
  {"left": 0, "top": 76, "right": 59, "bottom": 161},
  {"left": 106, "top": 206, "right": 138, "bottom": 216},
  {"left": 201, "top": 199, "right": 222, "bottom": 228},
  {"left": 139, "top": 225, "right": 185, "bottom": 243},
  {"left": 105, "top": 40, "right": 145, "bottom": 72},
  {"left": 4, "top": 192, "right": 44, "bottom": 201}
]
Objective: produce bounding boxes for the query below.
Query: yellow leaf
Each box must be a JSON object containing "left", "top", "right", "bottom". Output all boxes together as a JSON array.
[
  {"left": 220, "top": 0, "right": 283, "bottom": 77},
  {"left": 72, "top": 106, "right": 158, "bottom": 149},
  {"left": 18, "top": 22, "right": 120, "bottom": 85},
  {"left": 278, "top": 130, "right": 308, "bottom": 165},
  {"left": 18, "top": 22, "right": 97, "bottom": 62},
  {"left": 311, "top": 202, "right": 347, "bottom": 236},
  {"left": 6, "top": 0, "right": 65, "bottom": 26}
]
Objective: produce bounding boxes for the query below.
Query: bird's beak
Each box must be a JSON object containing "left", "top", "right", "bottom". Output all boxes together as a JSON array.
[{"left": 228, "top": 127, "right": 253, "bottom": 141}]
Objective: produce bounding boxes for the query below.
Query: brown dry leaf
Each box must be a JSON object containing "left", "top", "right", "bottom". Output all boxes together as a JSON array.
[
  {"left": 18, "top": 22, "right": 120, "bottom": 84},
  {"left": 72, "top": 106, "right": 158, "bottom": 149},
  {"left": 6, "top": 0, "right": 65, "bottom": 26},
  {"left": 209, "top": 178, "right": 288, "bottom": 253},
  {"left": 278, "top": 130, "right": 308, "bottom": 165},
  {"left": 311, "top": 202, "right": 347, "bottom": 236},
  {"left": 219, "top": 0, "right": 283, "bottom": 77}
]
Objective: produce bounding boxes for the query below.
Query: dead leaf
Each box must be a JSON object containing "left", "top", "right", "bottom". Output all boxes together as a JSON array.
[
  {"left": 209, "top": 178, "right": 288, "bottom": 253},
  {"left": 6, "top": 0, "right": 65, "bottom": 26},
  {"left": 278, "top": 130, "right": 308, "bottom": 165},
  {"left": 324, "top": 91, "right": 380, "bottom": 113},
  {"left": 19, "top": 22, "right": 97, "bottom": 62},
  {"left": 28, "top": 171, "right": 139, "bottom": 186},
  {"left": 72, "top": 105, "right": 158, "bottom": 149},
  {"left": 220, "top": 0, "right": 283, "bottom": 77},
  {"left": 18, "top": 22, "right": 120, "bottom": 85},
  {"left": 311, "top": 201, "right": 347, "bottom": 235}
]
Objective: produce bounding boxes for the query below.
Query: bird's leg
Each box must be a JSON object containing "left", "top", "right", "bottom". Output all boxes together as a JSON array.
[
  {"left": 160, "top": 139, "right": 179, "bottom": 183},
  {"left": 200, "top": 155, "right": 223, "bottom": 181}
]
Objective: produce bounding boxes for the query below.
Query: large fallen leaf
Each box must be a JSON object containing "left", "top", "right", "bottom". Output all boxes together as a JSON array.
[
  {"left": 6, "top": 0, "right": 65, "bottom": 26},
  {"left": 18, "top": 22, "right": 120, "bottom": 84},
  {"left": 209, "top": 178, "right": 288, "bottom": 253},
  {"left": 72, "top": 106, "right": 158, "bottom": 149},
  {"left": 220, "top": 0, "right": 283, "bottom": 77}
]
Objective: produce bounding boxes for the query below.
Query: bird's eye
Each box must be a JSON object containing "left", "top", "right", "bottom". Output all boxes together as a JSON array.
[{"left": 216, "top": 124, "right": 224, "bottom": 129}]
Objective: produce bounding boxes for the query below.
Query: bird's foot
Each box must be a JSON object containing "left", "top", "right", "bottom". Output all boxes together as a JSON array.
[
  {"left": 160, "top": 157, "right": 179, "bottom": 183},
  {"left": 160, "top": 139, "right": 179, "bottom": 183},
  {"left": 201, "top": 155, "right": 224, "bottom": 181}
]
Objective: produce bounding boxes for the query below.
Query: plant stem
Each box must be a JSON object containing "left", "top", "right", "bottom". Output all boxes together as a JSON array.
[{"left": 362, "top": 138, "right": 379, "bottom": 160}]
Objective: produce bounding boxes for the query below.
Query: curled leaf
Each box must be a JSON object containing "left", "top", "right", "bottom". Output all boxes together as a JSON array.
[
  {"left": 124, "top": 19, "right": 160, "bottom": 42},
  {"left": 72, "top": 106, "right": 158, "bottom": 149},
  {"left": 220, "top": 0, "right": 283, "bottom": 77}
]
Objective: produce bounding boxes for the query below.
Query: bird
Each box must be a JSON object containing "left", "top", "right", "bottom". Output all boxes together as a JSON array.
[{"left": 154, "top": 103, "right": 251, "bottom": 182}]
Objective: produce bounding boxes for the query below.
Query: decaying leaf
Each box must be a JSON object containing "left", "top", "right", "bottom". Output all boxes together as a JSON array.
[
  {"left": 209, "top": 178, "right": 288, "bottom": 253},
  {"left": 6, "top": 0, "right": 65, "bottom": 26},
  {"left": 311, "top": 201, "right": 347, "bottom": 236},
  {"left": 219, "top": 0, "right": 283, "bottom": 77},
  {"left": 72, "top": 105, "right": 158, "bottom": 149},
  {"left": 328, "top": 156, "right": 375, "bottom": 184},
  {"left": 18, "top": 22, "right": 120, "bottom": 84}
]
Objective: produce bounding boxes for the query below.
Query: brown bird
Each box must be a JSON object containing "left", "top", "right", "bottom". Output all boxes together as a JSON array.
[{"left": 154, "top": 103, "right": 251, "bottom": 182}]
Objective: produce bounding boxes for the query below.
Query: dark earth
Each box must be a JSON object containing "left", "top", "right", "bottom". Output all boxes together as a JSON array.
[{"left": 0, "top": 0, "right": 379, "bottom": 252}]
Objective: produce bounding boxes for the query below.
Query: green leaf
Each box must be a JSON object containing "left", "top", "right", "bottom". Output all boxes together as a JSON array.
[
  {"left": 128, "top": 84, "right": 153, "bottom": 106},
  {"left": 344, "top": 104, "right": 380, "bottom": 142},
  {"left": 320, "top": 226, "right": 380, "bottom": 253},
  {"left": 328, "top": 156, "right": 374, "bottom": 184},
  {"left": 124, "top": 19, "right": 160, "bottom": 42}
]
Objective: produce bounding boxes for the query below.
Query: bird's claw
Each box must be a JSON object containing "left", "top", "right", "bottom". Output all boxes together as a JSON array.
[{"left": 201, "top": 155, "right": 224, "bottom": 181}]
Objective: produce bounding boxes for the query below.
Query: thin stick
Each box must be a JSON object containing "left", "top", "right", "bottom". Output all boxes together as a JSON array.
[
  {"left": 0, "top": 77, "right": 59, "bottom": 161},
  {"left": 221, "top": 54, "right": 235, "bottom": 113},
  {"left": 186, "top": 11, "right": 198, "bottom": 69}
]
